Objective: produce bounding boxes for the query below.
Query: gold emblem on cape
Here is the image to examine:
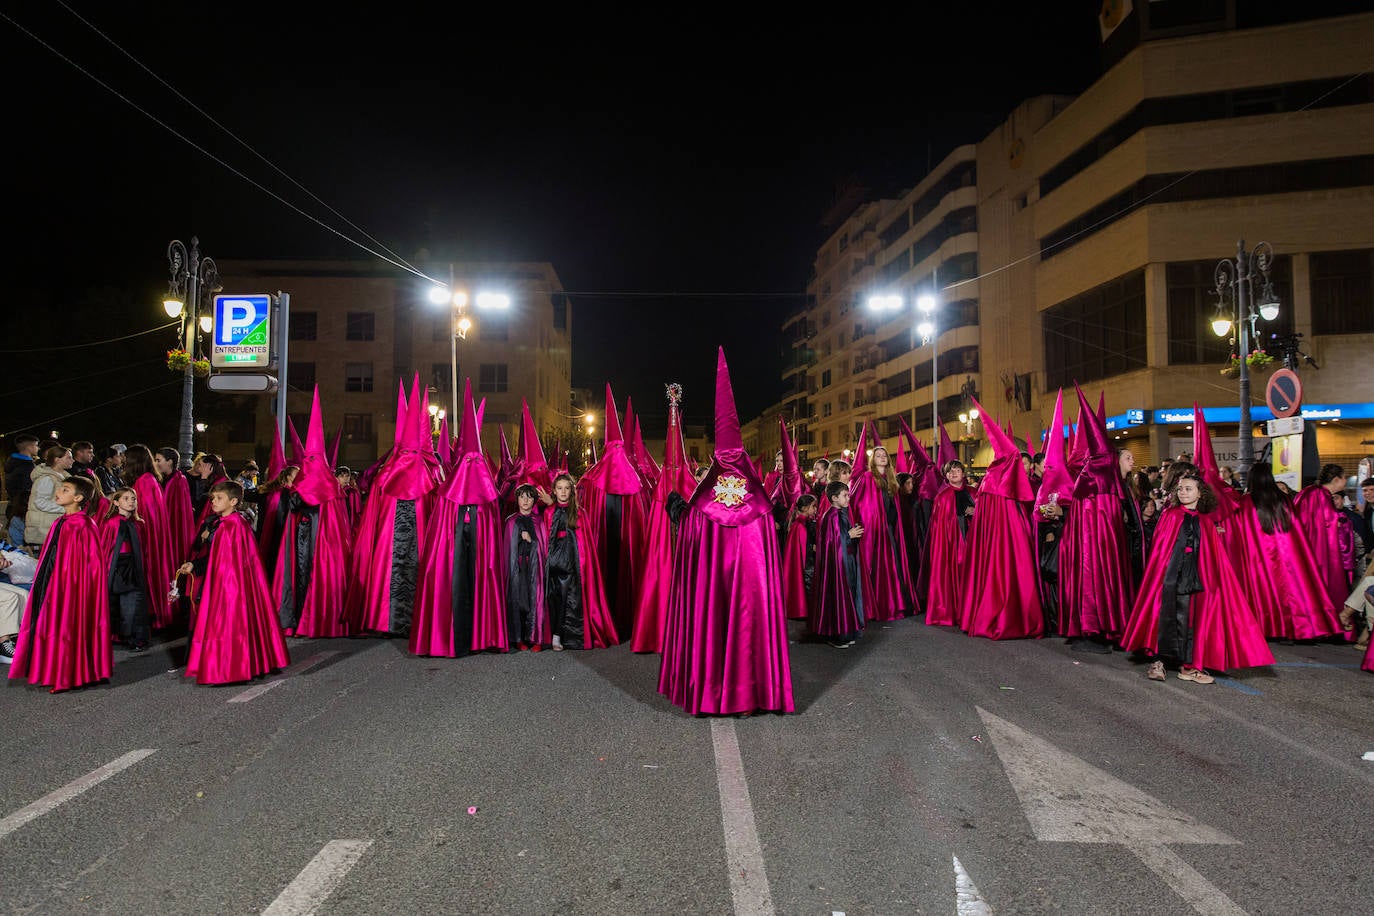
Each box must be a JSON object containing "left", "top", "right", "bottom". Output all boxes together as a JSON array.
[{"left": 712, "top": 475, "right": 748, "bottom": 508}]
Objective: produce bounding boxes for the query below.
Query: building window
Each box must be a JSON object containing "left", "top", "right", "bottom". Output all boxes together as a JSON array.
[
  {"left": 1043, "top": 270, "right": 1148, "bottom": 389},
  {"left": 838, "top": 394, "right": 849, "bottom": 412},
  {"left": 1167, "top": 258, "right": 1292, "bottom": 364},
  {"left": 821, "top": 430, "right": 831, "bottom": 448},
  {"left": 433, "top": 315, "right": 451, "bottom": 341},
  {"left": 287, "top": 361, "right": 316, "bottom": 390},
  {"left": 479, "top": 363, "right": 508, "bottom": 393},
  {"left": 820, "top": 369, "right": 832, "bottom": 388},
  {"left": 346, "top": 312, "right": 375, "bottom": 341},
  {"left": 431, "top": 363, "right": 452, "bottom": 393},
  {"left": 821, "top": 402, "right": 833, "bottom": 418},
  {"left": 1311, "top": 249, "right": 1374, "bottom": 335},
  {"left": 290, "top": 312, "right": 317, "bottom": 341},
  {"left": 344, "top": 362, "right": 374, "bottom": 392},
  {"left": 343, "top": 413, "right": 373, "bottom": 443},
  {"left": 838, "top": 235, "right": 848, "bottom": 253},
  {"left": 480, "top": 313, "right": 509, "bottom": 341}
]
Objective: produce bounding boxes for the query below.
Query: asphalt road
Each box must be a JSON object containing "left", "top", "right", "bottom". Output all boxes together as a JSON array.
[{"left": 3, "top": 618, "right": 1371, "bottom": 915}]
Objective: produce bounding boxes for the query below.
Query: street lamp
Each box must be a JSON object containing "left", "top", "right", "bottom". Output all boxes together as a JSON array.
[
  {"left": 165, "top": 237, "right": 218, "bottom": 470},
  {"left": 957, "top": 407, "right": 980, "bottom": 465},
  {"left": 868, "top": 273, "right": 941, "bottom": 450},
  {"left": 1212, "top": 239, "right": 1280, "bottom": 490}
]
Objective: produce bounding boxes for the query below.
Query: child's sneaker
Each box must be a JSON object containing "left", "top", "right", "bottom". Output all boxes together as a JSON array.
[{"left": 0, "top": 635, "right": 16, "bottom": 665}]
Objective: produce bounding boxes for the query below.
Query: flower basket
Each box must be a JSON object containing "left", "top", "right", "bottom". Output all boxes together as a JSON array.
[
  {"left": 191, "top": 359, "right": 211, "bottom": 378},
  {"left": 166, "top": 348, "right": 190, "bottom": 372}
]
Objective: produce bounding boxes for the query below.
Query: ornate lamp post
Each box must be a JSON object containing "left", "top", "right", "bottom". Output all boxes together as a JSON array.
[
  {"left": 165, "top": 237, "right": 218, "bottom": 469},
  {"left": 1211, "top": 239, "right": 1281, "bottom": 491}
]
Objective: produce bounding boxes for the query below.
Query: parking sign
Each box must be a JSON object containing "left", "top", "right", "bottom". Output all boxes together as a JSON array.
[{"left": 212, "top": 294, "right": 272, "bottom": 368}]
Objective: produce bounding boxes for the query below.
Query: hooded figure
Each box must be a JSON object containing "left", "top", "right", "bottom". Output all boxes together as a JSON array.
[
  {"left": 631, "top": 384, "right": 696, "bottom": 653},
  {"left": 777, "top": 419, "right": 815, "bottom": 622},
  {"left": 1056, "top": 387, "right": 1133, "bottom": 645},
  {"left": 503, "top": 400, "right": 556, "bottom": 649},
  {"left": 958, "top": 400, "right": 1044, "bottom": 640},
  {"left": 628, "top": 400, "right": 662, "bottom": 490},
  {"left": 768, "top": 419, "right": 805, "bottom": 538},
  {"left": 495, "top": 422, "right": 516, "bottom": 509},
  {"left": 577, "top": 384, "right": 651, "bottom": 641},
  {"left": 1190, "top": 404, "right": 1242, "bottom": 562},
  {"left": 411, "top": 380, "right": 508, "bottom": 657},
  {"left": 658, "top": 348, "right": 794, "bottom": 716},
  {"left": 937, "top": 423, "right": 959, "bottom": 479},
  {"left": 273, "top": 386, "right": 355, "bottom": 638},
  {"left": 847, "top": 422, "right": 915, "bottom": 621},
  {"left": 1033, "top": 389, "right": 1075, "bottom": 635},
  {"left": 257, "top": 429, "right": 290, "bottom": 572},
  {"left": 162, "top": 464, "right": 196, "bottom": 571},
  {"left": 898, "top": 416, "right": 940, "bottom": 611},
  {"left": 346, "top": 375, "right": 444, "bottom": 635}
]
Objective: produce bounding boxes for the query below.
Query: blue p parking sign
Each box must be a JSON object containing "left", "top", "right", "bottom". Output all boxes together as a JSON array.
[{"left": 212, "top": 294, "right": 272, "bottom": 368}]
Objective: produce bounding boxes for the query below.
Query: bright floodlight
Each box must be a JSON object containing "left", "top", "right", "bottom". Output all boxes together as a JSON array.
[
  {"left": 198, "top": 315, "right": 213, "bottom": 333},
  {"left": 959, "top": 412, "right": 969, "bottom": 424},
  {"left": 917, "top": 321, "right": 934, "bottom": 338},
  {"left": 917, "top": 294, "right": 937, "bottom": 313},
  {"left": 195, "top": 422, "right": 208, "bottom": 432},
  {"left": 428, "top": 285, "right": 451, "bottom": 305},
  {"left": 476, "top": 292, "right": 511, "bottom": 309},
  {"left": 867, "top": 295, "right": 902, "bottom": 311},
  {"left": 1258, "top": 302, "right": 1280, "bottom": 322},
  {"left": 428, "top": 402, "right": 439, "bottom": 417},
  {"left": 163, "top": 297, "right": 184, "bottom": 318},
  {"left": 969, "top": 408, "right": 980, "bottom": 421},
  {"left": 1211, "top": 317, "right": 1232, "bottom": 337},
  {"left": 453, "top": 291, "right": 469, "bottom": 308}
]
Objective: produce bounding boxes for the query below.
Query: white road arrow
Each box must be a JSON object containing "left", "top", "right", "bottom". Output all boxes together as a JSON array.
[{"left": 977, "top": 707, "right": 1247, "bottom": 916}]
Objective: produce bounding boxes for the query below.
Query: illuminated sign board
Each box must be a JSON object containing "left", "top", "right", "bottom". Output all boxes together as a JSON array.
[{"left": 212, "top": 294, "right": 272, "bottom": 369}]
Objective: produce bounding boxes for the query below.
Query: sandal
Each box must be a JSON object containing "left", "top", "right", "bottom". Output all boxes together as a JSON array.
[
  {"left": 1146, "top": 660, "right": 1166, "bottom": 681},
  {"left": 1177, "top": 667, "right": 1215, "bottom": 685},
  {"left": 1339, "top": 605, "right": 1356, "bottom": 632}
]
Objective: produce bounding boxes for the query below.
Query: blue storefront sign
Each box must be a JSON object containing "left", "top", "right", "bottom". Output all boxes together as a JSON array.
[{"left": 1152, "top": 403, "right": 1374, "bottom": 424}]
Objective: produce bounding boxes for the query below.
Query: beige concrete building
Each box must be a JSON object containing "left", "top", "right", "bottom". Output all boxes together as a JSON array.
[
  {"left": 203, "top": 258, "right": 573, "bottom": 471},
  {"left": 771, "top": 11, "right": 1373, "bottom": 481},
  {"left": 987, "top": 11, "right": 1374, "bottom": 470}
]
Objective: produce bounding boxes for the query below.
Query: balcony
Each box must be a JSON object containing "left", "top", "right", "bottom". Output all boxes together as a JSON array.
[{"left": 851, "top": 346, "right": 881, "bottom": 381}]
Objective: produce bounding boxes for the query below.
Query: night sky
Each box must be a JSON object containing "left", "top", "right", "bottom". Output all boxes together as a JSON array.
[{"left": 2, "top": 3, "right": 1103, "bottom": 447}]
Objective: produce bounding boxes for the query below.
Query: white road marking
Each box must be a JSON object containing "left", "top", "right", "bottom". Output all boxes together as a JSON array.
[
  {"left": 954, "top": 855, "right": 993, "bottom": 914},
  {"left": 0, "top": 749, "right": 157, "bottom": 841},
  {"left": 977, "top": 707, "right": 1247, "bottom": 916},
  {"left": 710, "top": 719, "right": 775, "bottom": 916},
  {"left": 262, "top": 839, "right": 373, "bottom": 916},
  {"left": 228, "top": 651, "right": 338, "bottom": 704}
]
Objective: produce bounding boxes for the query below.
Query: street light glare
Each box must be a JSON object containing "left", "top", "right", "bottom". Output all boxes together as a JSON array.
[
  {"left": 452, "top": 291, "right": 469, "bottom": 308},
  {"left": 198, "top": 315, "right": 213, "bottom": 333},
  {"left": 917, "top": 321, "right": 934, "bottom": 338},
  {"left": 867, "top": 295, "right": 902, "bottom": 311},
  {"left": 1259, "top": 302, "right": 1280, "bottom": 322},
  {"left": 917, "top": 295, "right": 937, "bottom": 313},
  {"left": 1211, "top": 317, "right": 1232, "bottom": 337},
  {"left": 969, "top": 408, "right": 980, "bottom": 421},
  {"left": 476, "top": 292, "right": 511, "bottom": 309},
  {"left": 163, "top": 298, "right": 184, "bottom": 318},
  {"left": 428, "top": 285, "right": 450, "bottom": 305}
]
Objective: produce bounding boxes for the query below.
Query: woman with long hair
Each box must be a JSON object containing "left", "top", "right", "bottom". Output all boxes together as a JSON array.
[
  {"left": 1235, "top": 461, "right": 1343, "bottom": 640},
  {"left": 154, "top": 447, "right": 195, "bottom": 568},
  {"left": 539, "top": 473, "right": 617, "bottom": 650},
  {"left": 926, "top": 459, "right": 974, "bottom": 627},
  {"left": 1294, "top": 464, "right": 1353, "bottom": 610},
  {"left": 847, "top": 431, "right": 914, "bottom": 621},
  {"left": 121, "top": 445, "right": 177, "bottom": 629}
]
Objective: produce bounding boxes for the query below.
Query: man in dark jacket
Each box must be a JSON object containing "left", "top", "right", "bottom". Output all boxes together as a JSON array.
[{"left": 4, "top": 434, "right": 39, "bottom": 545}]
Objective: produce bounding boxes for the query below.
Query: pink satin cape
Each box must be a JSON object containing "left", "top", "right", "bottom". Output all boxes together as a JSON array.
[
  {"left": 410, "top": 497, "right": 508, "bottom": 656},
  {"left": 543, "top": 503, "right": 619, "bottom": 648},
  {"left": 808, "top": 508, "right": 862, "bottom": 637},
  {"left": 1234, "top": 495, "right": 1342, "bottom": 639},
  {"left": 1119, "top": 506, "right": 1274, "bottom": 671},
  {"left": 273, "top": 496, "right": 355, "bottom": 638},
  {"left": 925, "top": 485, "right": 969, "bottom": 627},
  {"left": 1057, "top": 492, "right": 1134, "bottom": 638},
  {"left": 1294, "top": 485, "right": 1352, "bottom": 610},
  {"left": 346, "top": 489, "right": 435, "bottom": 634},
  {"left": 657, "top": 506, "right": 794, "bottom": 715},
  {"left": 578, "top": 477, "right": 649, "bottom": 641},
  {"left": 629, "top": 494, "right": 675, "bottom": 652},
  {"left": 185, "top": 512, "right": 290, "bottom": 685},
  {"left": 162, "top": 472, "right": 196, "bottom": 566},
  {"left": 8, "top": 513, "right": 111, "bottom": 692},
  {"left": 847, "top": 471, "right": 913, "bottom": 620},
  {"left": 959, "top": 494, "right": 1043, "bottom": 640},
  {"left": 132, "top": 472, "right": 177, "bottom": 628},
  {"left": 781, "top": 518, "right": 811, "bottom": 621}
]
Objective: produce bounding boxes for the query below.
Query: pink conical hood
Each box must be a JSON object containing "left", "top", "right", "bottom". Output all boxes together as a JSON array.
[
  {"left": 406, "top": 374, "right": 429, "bottom": 452},
  {"left": 1038, "top": 389, "right": 1074, "bottom": 505},
  {"left": 937, "top": 422, "right": 958, "bottom": 470},
  {"left": 476, "top": 398, "right": 486, "bottom": 431},
  {"left": 392, "top": 380, "right": 408, "bottom": 448},
  {"left": 295, "top": 386, "right": 341, "bottom": 506},
  {"left": 775, "top": 416, "right": 804, "bottom": 509},
  {"left": 1067, "top": 383, "right": 1090, "bottom": 476},
  {"left": 899, "top": 415, "right": 941, "bottom": 501},
  {"left": 436, "top": 415, "right": 451, "bottom": 465},
  {"left": 628, "top": 401, "right": 661, "bottom": 486},
  {"left": 381, "top": 374, "right": 443, "bottom": 500},
  {"left": 854, "top": 421, "right": 870, "bottom": 470},
  {"left": 604, "top": 383, "right": 624, "bottom": 446},
  {"left": 497, "top": 422, "right": 515, "bottom": 486},
  {"left": 1192, "top": 402, "right": 1221, "bottom": 478},
  {"left": 690, "top": 347, "right": 769, "bottom": 525},
  {"left": 287, "top": 416, "right": 305, "bottom": 466},
  {"left": 266, "top": 426, "right": 286, "bottom": 481},
  {"left": 582, "top": 383, "right": 647, "bottom": 495},
  {"left": 653, "top": 385, "right": 694, "bottom": 503},
  {"left": 894, "top": 433, "right": 910, "bottom": 474},
  {"left": 328, "top": 427, "right": 343, "bottom": 469},
  {"left": 713, "top": 348, "right": 743, "bottom": 452},
  {"left": 1097, "top": 392, "right": 1108, "bottom": 425},
  {"left": 516, "top": 399, "right": 551, "bottom": 492},
  {"left": 1073, "top": 386, "right": 1123, "bottom": 498},
  {"left": 971, "top": 396, "right": 1032, "bottom": 501},
  {"left": 441, "top": 378, "right": 497, "bottom": 505}
]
